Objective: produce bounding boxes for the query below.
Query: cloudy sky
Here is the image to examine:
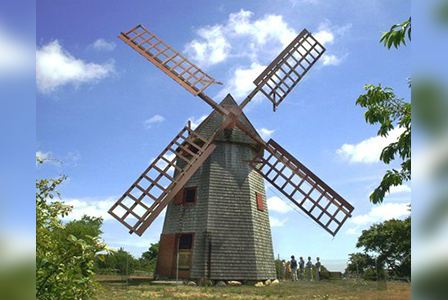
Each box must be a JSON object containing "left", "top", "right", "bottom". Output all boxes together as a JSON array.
[{"left": 27, "top": 0, "right": 412, "bottom": 270}]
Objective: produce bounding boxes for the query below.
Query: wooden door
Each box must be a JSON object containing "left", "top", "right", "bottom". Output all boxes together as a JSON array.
[{"left": 175, "top": 233, "right": 194, "bottom": 277}]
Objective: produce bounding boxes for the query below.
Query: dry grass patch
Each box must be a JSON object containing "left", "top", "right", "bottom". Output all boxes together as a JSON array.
[{"left": 96, "top": 280, "right": 411, "bottom": 300}]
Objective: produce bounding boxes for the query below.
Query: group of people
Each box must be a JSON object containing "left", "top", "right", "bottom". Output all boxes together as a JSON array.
[{"left": 282, "top": 256, "right": 322, "bottom": 281}]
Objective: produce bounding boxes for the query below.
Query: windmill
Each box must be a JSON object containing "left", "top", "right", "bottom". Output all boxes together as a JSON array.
[{"left": 109, "top": 24, "right": 354, "bottom": 282}]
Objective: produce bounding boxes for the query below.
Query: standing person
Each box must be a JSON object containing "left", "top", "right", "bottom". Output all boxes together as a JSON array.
[
  {"left": 285, "top": 260, "right": 291, "bottom": 280},
  {"left": 315, "top": 257, "right": 321, "bottom": 281},
  {"left": 290, "top": 255, "right": 298, "bottom": 281},
  {"left": 299, "top": 257, "right": 305, "bottom": 281},
  {"left": 306, "top": 257, "right": 313, "bottom": 281},
  {"left": 281, "top": 260, "right": 286, "bottom": 280}
]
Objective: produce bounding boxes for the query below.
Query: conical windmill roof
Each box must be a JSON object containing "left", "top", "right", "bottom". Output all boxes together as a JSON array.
[{"left": 193, "top": 94, "right": 263, "bottom": 145}]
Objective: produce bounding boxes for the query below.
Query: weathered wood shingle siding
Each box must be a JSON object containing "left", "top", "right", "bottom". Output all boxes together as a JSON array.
[{"left": 159, "top": 94, "right": 276, "bottom": 280}]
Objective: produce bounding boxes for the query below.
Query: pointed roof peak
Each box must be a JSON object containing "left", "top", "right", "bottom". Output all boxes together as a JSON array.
[{"left": 220, "top": 93, "right": 238, "bottom": 106}]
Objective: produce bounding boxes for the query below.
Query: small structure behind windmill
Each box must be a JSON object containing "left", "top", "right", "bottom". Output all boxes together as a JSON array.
[{"left": 108, "top": 23, "right": 354, "bottom": 282}]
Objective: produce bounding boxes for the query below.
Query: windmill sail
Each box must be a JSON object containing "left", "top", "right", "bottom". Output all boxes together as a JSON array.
[
  {"left": 119, "top": 24, "right": 221, "bottom": 96},
  {"left": 252, "top": 29, "right": 325, "bottom": 110},
  {"left": 108, "top": 125, "right": 216, "bottom": 236},
  {"left": 248, "top": 139, "right": 353, "bottom": 236}
]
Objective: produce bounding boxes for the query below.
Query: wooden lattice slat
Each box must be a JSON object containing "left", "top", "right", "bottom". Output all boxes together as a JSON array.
[
  {"left": 248, "top": 139, "right": 353, "bottom": 236},
  {"left": 253, "top": 29, "right": 326, "bottom": 110},
  {"left": 119, "top": 24, "right": 220, "bottom": 96},
  {"left": 108, "top": 125, "right": 216, "bottom": 236}
]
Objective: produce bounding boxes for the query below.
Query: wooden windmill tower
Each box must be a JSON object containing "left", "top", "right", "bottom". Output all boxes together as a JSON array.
[{"left": 109, "top": 24, "right": 354, "bottom": 282}]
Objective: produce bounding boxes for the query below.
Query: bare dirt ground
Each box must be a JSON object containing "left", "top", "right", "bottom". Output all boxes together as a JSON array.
[{"left": 96, "top": 279, "right": 411, "bottom": 300}]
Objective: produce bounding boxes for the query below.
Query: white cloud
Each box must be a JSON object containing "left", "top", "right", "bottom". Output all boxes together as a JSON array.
[
  {"left": 187, "top": 115, "right": 208, "bottom": 130},
  {"left": 144, "top": 115, "right": 166, "bottom": 129},
  {"left": 270, "top": 216, "right": 288, "bottom": 227},
  {"left": 185, "top": 11, "right": 350, "bottom": 105},
  {"left": 36, "top": 40, "right": 115, "bottom": 94},
  {"left": 216, "top": 62, "right": 266, "bottom": 101},
  {"left": 351, "top": 202, "right": 410, "bottom": 226},
  {"left": 321, "top": 54, "right": 342, "bottom": 66},
  {"left": 106, "top": 235, "right": 161, "bottom": 250},
  {"left": 90, "top": 39, "right": 116, "bottom": 51},
  {"left": 314, "top": 30, "right": 335, "bottom": 46},
  {"left": 185, "top": 25, "right": 231, "bottom": 66},
  {"left": 313, "top": 21, "right": 351, "bottom": 67},
  {"left": 268, "top": 196, "right": 293, "bottom": 214},
  {"left": 185, "top": 10, "right": 296, "bottom": 67},
  {"left": 337, "top": 127, "right": 405, "bottom": 164},
  {"left": 316, "top": 21, "right": 352, "bottom": 40},
  {"left": 0, "top": 23, "right": 32, "bottom": 76},
  {"left": 259, "top": 128, "right": 275, "bottom": 140},
  {"left": 345, "top": 227, "right": 359, "bottom": 235},
  {"left": 230, "top": 63, "right": 266, "bottom": 99},
  {"left": 389, "top": 184, "right": 411, "bottom": 194},
  {"left": 346, "top": 202, "right": 410, "bottom": 235},
  {"left": 228, "top": 11, "right": 296, "bottom": 48},
  {"left": 63, "top": 196, "right": 117, "bottom": 221}
]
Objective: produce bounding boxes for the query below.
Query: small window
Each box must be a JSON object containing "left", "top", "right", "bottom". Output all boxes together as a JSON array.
[
  {"left": 183, "top": 187, "right": 197, "bottom": 204},
  {"left": 256, "top": 192, "right": 264, "bottom": 212},
  {"left": 178, "top": 234, "right": 193, "bottom": 250}
]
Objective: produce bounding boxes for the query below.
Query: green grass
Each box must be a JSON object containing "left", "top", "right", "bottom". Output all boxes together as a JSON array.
[{"left": 96, "top": 279, "right": 411, "bottom": 300}]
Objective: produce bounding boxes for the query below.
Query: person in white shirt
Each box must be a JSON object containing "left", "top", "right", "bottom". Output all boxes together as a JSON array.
[
  {"left": 306, "top": 256, "right": 313, "bottom": 281},
  {"left": 315, "top": 257, "right": 321, "bottom": 281}
]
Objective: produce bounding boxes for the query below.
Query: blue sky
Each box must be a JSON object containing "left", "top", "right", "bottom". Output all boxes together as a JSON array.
[
  {"left": 0, "top": 0, "right": 35, "bottom": 262},
  {"left": 30, "top": 0, "right": 412, "bottom": 271}
]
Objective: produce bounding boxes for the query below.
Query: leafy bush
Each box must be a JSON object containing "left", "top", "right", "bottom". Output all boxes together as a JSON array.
[{"left": 36, "top": 158, "right": 107, "bottom": 299}]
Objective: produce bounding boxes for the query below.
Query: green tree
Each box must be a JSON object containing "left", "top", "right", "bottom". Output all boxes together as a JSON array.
[
  {"left": 64, "top": 215, "right": 103, "bottom": 241},
  {"left": 356, "top": 217, "right": 411, "bottom": 278},
  {"left": 357, "top": 18, "right": 411, "bottom": 204},
  {"left": 96, "top": 248, "right": 138, "bottom": 275},
  {"left": 345, "top": 252, "right": 376, "bottom": 276},
  {"left": 36, "top": 158, "right": 107, "bottom": 300},
  {"left": 356, "top": 85, "right": 411, "bottom": 204},
  {"left": 141, "top": 242, "right": 159, "bottom": 261},
  {"left": 380, "top": 17, "right": 411, "bottom": 49},
  {"left": 139, "top": 242, "right": 159, "bottom": 273}
]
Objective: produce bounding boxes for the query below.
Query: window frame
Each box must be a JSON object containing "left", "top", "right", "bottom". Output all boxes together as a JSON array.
[{"left": 182, "top": 186, "right": 198, "bottom": 205}]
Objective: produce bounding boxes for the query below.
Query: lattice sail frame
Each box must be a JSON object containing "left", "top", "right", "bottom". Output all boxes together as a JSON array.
[
  {"left": 248, "top": 139, "right": 354, "bottom": 236},
  {"left": 253, "top": 29, "right": 326, "bottom": 110},
  {"left": 108, "top": 126, "right": 216, "bottom": 236},
  {"left": 119, "top": 24, "right": 220, "bottom": 96}
]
